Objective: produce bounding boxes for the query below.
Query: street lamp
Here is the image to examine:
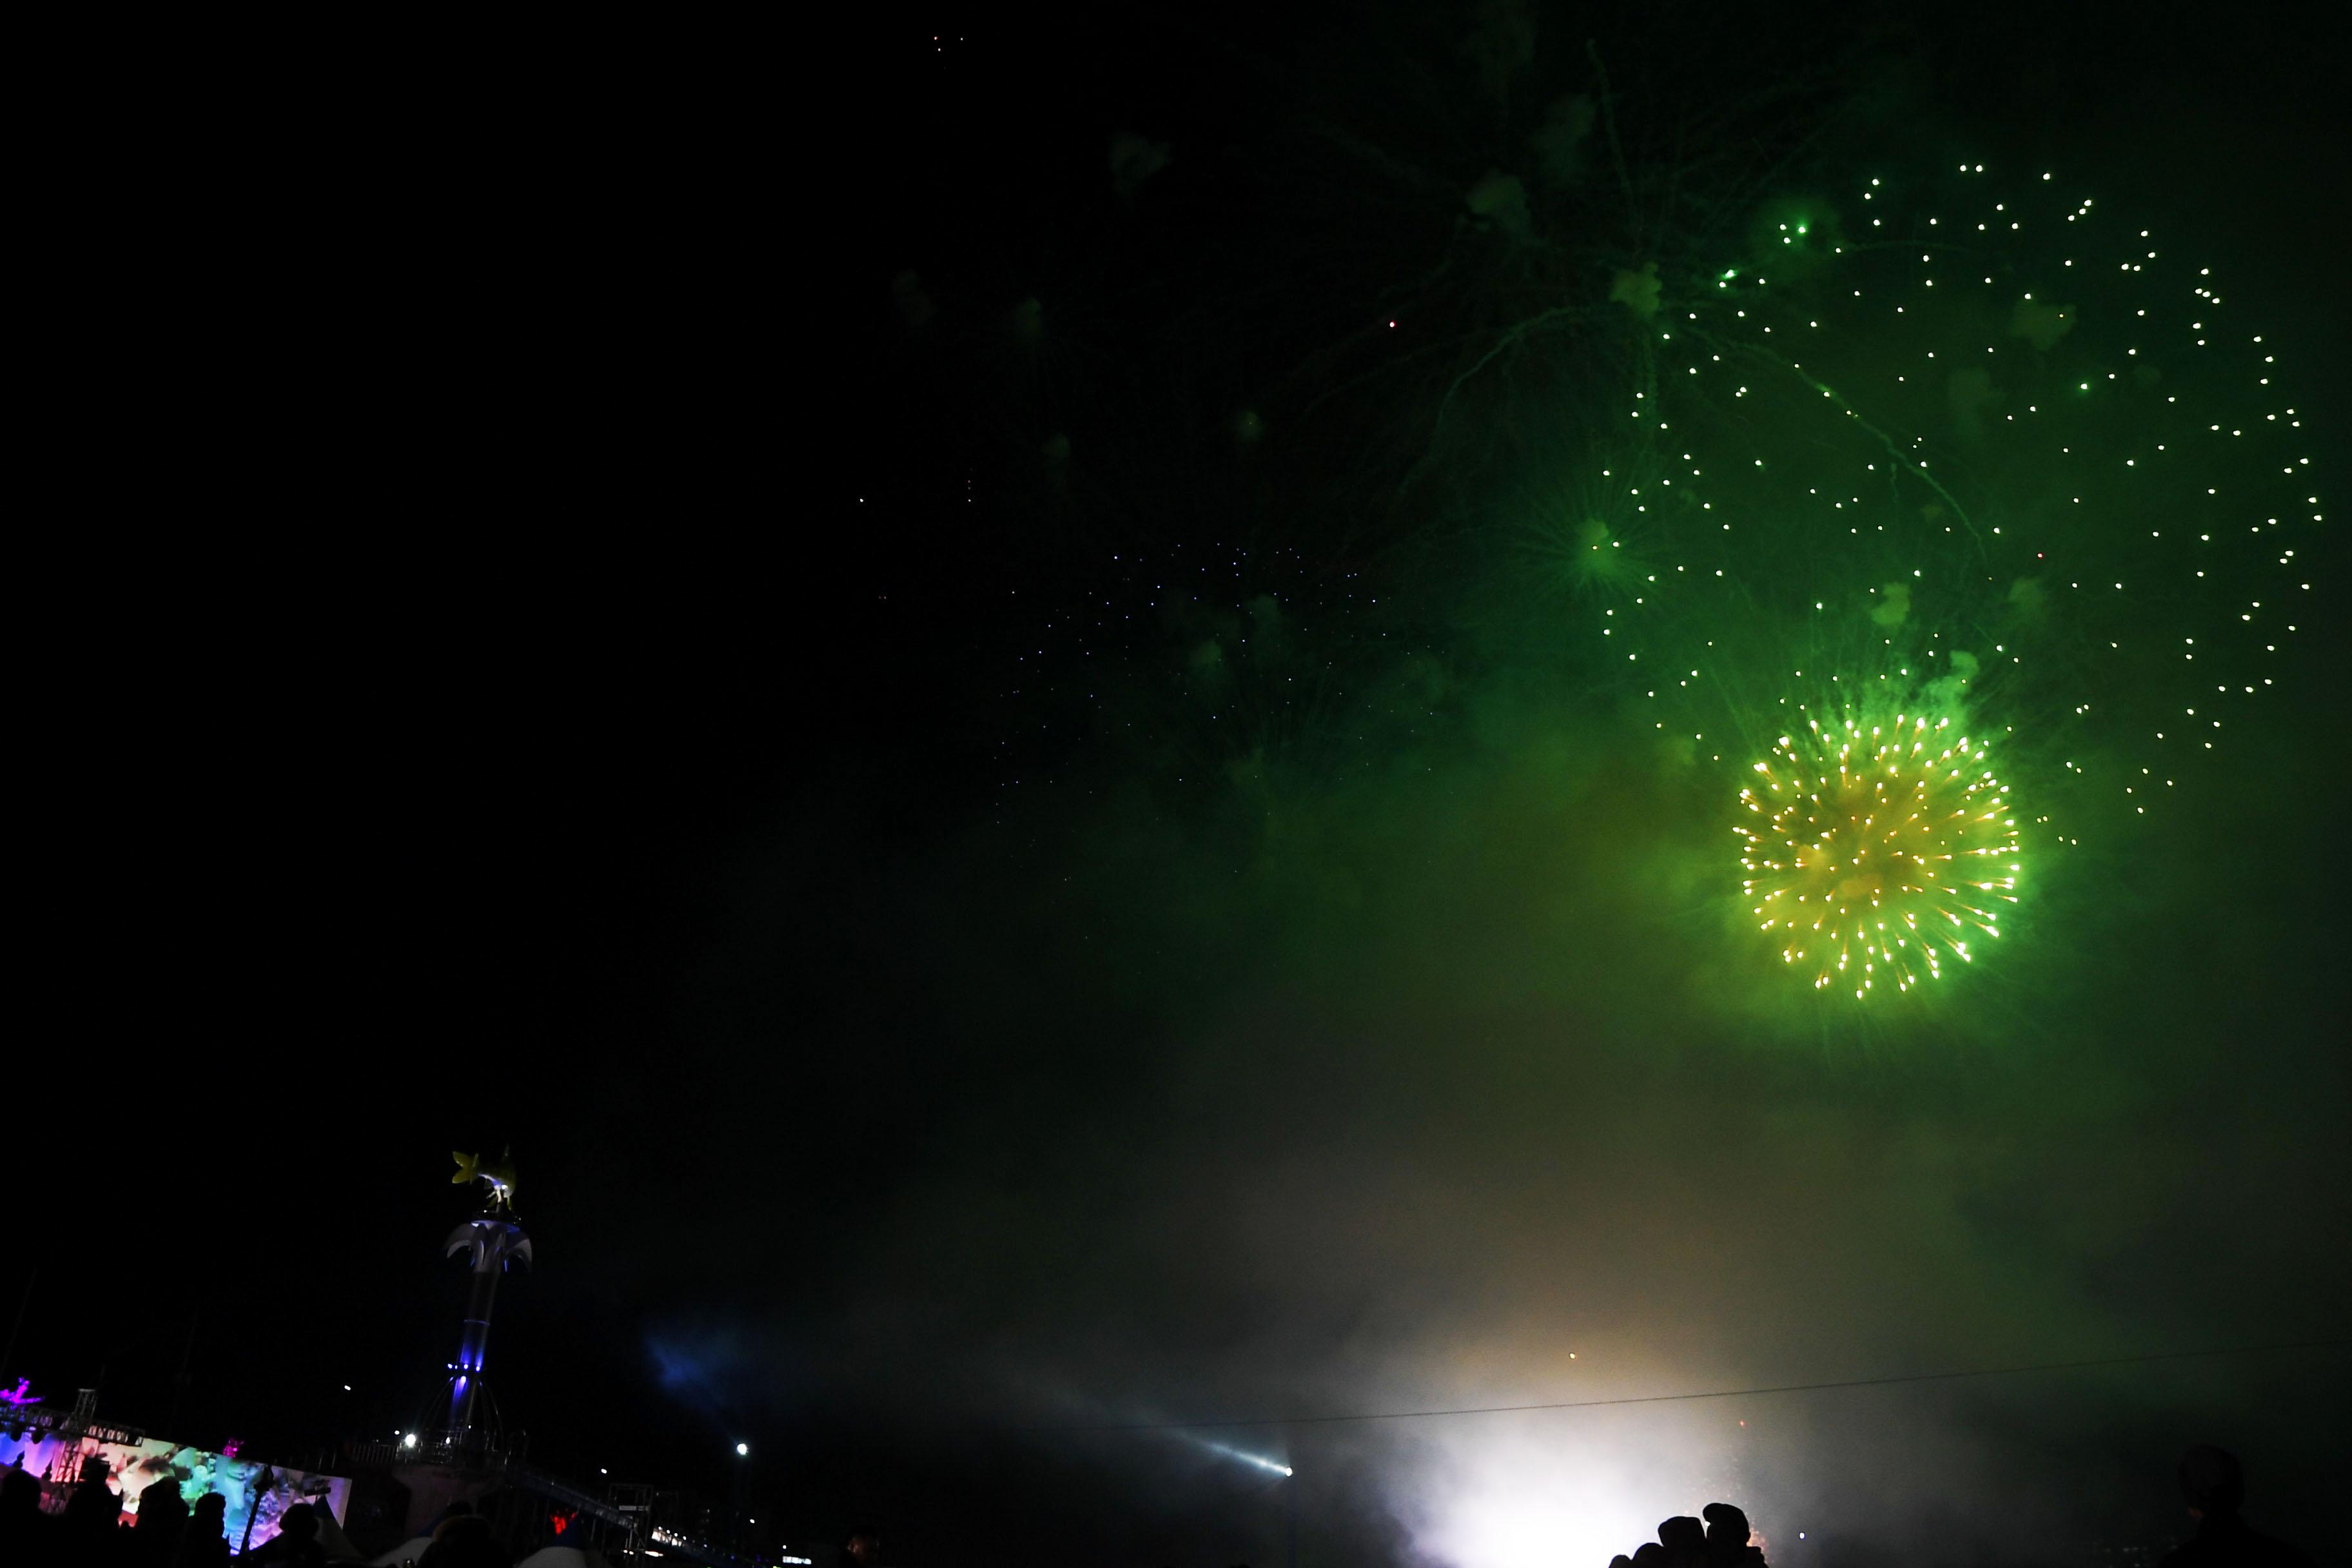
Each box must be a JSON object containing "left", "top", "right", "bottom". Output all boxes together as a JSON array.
[{"left": 732, "top": 1440, "right": 751, "bottom": 1551}]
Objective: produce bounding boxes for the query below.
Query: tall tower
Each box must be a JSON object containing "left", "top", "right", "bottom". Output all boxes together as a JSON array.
[{"left": 443, "top": 1150, "right": 531, "bottom": 1441}]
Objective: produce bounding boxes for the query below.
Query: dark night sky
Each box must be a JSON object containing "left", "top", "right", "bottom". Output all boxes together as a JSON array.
[{"left": 15, "top": 6, "right": 2351, "bottom": 1565}]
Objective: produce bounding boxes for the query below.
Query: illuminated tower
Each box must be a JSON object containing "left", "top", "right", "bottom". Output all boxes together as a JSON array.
[{"left": 442, "top": 1150, "right": 531, "bottom": 1441}]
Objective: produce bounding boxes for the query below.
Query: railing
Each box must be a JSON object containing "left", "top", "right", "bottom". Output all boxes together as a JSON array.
[
  {"left": 340, "top": 1439, "right": 643, "bottom": 1545},
  {"left": 508, "top": 1462, "right": 638, "bottom": 1532},
  {"left": 335, "top": 1438, "right": 767, "bottom": 1567},
  {"left": 343, "top": 1427, "right": 529, "bottom": 1472},
  {"left": 638, "top": 1522, "right": 754, "bottom": 1567}
]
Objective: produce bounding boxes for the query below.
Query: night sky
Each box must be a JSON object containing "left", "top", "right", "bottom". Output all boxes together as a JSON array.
[{"left": 16, "top": 6, "right": 2351, "bottom": 1565}]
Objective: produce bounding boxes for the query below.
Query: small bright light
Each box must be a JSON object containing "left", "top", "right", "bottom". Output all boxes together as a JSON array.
[
  {"left": 402, "top": 1433, "right": 418, "bottom": 1449},
  {"left": 736, "top": 1442, "right": 750, "bottom": 1457}
]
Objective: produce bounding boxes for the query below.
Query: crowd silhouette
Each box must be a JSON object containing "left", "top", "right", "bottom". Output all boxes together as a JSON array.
[
  {"left": 0, "top": 1455, "right": 328, "bottom": 1568},
  {"left": 0, "top": 1464, "right": 600, "bottom": 1568},
  {"left": 1599, "top": 1451, "right": 2315, "bottom": 1567},
  {"left": 1606, "top": 1501, "right": 1770, "bottom": 1567},
  {"left": 1, "top": 1441, "right": 2319, "bottom": 1564}
]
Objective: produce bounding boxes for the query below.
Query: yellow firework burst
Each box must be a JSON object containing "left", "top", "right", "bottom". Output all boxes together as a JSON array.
[{"left": 1735, "top": 711, "right": 2021, "bottom": 999}]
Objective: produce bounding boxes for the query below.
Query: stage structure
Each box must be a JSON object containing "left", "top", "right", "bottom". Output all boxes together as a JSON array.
[{"left": 0, "top": 1391, "right": 347, "bottom": 1547}]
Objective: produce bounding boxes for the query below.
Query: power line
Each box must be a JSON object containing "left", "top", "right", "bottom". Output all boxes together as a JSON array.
[{"left": 1055, "top": 1337, "right": 2352, "bottom": 1433}]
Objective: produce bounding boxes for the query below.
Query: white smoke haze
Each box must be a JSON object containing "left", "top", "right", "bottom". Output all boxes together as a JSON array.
[{"left": 640, "top": 532, "right": 2349, "bottom": 1561}]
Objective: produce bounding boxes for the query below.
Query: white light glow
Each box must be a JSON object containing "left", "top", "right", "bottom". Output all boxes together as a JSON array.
[
  {"left": 1198, "top": 1438, "right": 1293, "bottom": 1477},
  {"left": 1408, "top": 1407, "right": 1743, "bottom": 1568}
]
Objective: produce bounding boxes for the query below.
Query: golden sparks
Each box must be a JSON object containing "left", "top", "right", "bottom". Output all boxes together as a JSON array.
[{"left": 1736, "top": 712, "right": 2021, "bottom": 999}]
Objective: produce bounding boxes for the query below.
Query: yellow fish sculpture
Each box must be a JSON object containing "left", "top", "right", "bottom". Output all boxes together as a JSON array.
[{"left": 451, "top": 1148, "right": 520, "bottom": 1209}]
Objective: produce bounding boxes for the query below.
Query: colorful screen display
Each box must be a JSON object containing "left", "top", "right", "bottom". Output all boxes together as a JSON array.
[{"left": 0, "top": 1427, "right": 348, "bottom": 1545}]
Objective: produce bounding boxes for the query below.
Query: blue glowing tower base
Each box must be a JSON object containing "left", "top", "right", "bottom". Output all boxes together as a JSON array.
[{"left": 442, "top": 1204, "right": 531, "bottom": 1441}]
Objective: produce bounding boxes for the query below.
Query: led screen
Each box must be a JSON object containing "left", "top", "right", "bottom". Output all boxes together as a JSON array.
[{"left": 0, "top": 1427, "right": 348, "bottom": 1545}]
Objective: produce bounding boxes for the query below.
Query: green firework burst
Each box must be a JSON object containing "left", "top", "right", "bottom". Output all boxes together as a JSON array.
[
  {"left": 1467, "top": 159, "right": 2326, "bottom": 1004},
  {"left": 1736, "top": 708, "right": 2021, "bottom": 1001}
]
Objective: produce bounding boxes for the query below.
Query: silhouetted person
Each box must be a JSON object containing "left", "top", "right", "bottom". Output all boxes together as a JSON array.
[
  {"left": 247, "top": 1502, "right": 326, "bottom": 1566},
  {"left": 1611, "top": 1505, "right": 1767, "bottom": 1568},
  {"left": 173, "top": 1493, "right": 231, "bottom": 1568},
  {"left": 132, "top": 1479, "right": 190, "bottom": 1567},
  {"left": 1657, "top": 1515, "right": 1707, "bottom": 1567},
  {"left": 3, "top": 1462, "right": 60, "bottom": 1568},
  {"left": 64, "top": 1455, "right": 127, "bottom": 1562},
  {"left": 2157, "top": 1446, "right": 2315, "bottom": 1567},
  {"left": 1702, "top": 1502, "right": 1767, "bottom": 1565}
]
